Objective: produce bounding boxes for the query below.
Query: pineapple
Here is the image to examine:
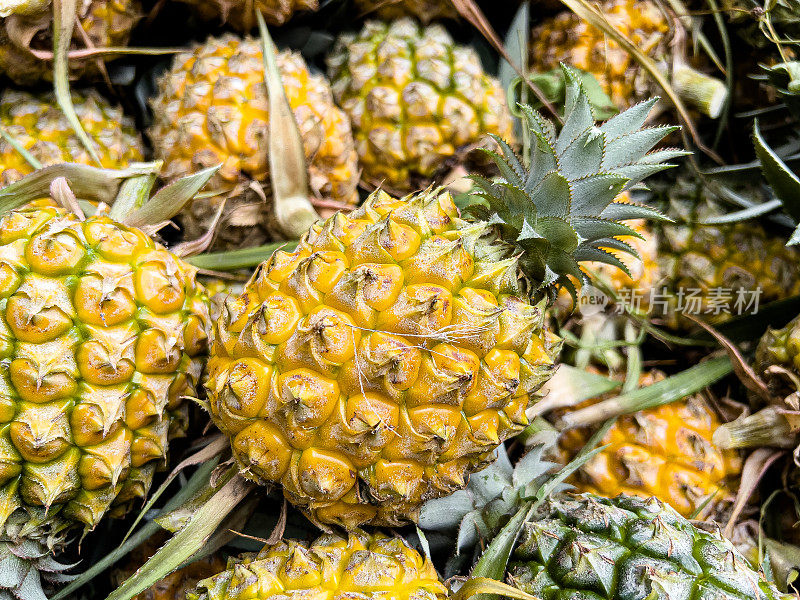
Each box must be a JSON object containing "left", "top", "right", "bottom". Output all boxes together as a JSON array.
[
  {"left": 0, "top": 169, "right": 211, "bottom": 600},
  {"left": 0, "top": 89, "right": 145, "bottom": 188},
  {"left": 175, "top": 0, "right": 318, "bottom": 31},
  {"left": 204, "top": 72, "right": 682, "bottom": 529},
  {"left": 530, "top": 0, "right": 727, "bottom": 118},
  {"left": 595, "top": 181, "right": 800, "bottom": 327},
  {"left": 186, "top": 531, "right": 446, "bottom": 600},
  {"left": 0, "top": 0, "right": 141, "bottom": 84},
  {"left": 114, "top": 534, "right": 227, "bottom": 600},
  {"left": 148, "top": 34, "right": 360, "bottom": 250},
  {"left": 326, "top": 19, "right": 514, "bottom": 194},
  {"left": 353, "top": 0, "right": 458, "bottom": 22},
  {"left": 508, "top": 494, "right": 791, "bottom": 599},
  {"left": 557, "top": 371, "right": 743, "bottom": 519}
]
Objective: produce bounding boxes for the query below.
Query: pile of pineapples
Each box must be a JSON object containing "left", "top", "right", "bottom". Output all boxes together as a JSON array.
[{"left": 3, "top": 1, "right": 800, "bottom": 600}]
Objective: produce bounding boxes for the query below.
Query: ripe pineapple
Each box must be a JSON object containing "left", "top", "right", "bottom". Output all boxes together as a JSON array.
[
  {"left": 204, "top": 73, "right": 681, "bottom": 528},
  {"left": 530, "top": 0, "right": 727, "bottom": 118},
  {"left": 149, "top": 34, "right": 360, "bottom": 250},
  {"left": 557, "top": 371, "right": 742, "bottom": 518},
  {"left": 354, "top": 0, "right": 458, "bottom": 21},
  {"left": 326, "top": 19, "right": 514, "bottom": 194},
  {"left": 186, "top": 531, "right": 446, "bottom": 600},
  {"left": 0, "top": 89, "right": 145, "bottom": 188},
  {"left": 114, "top": 534, "right": 227, "bottom": 600},
  {"left": 596, "top": 181, "right": 800, "bottom": 326},
  {"left": 509, "top": 494, "right": 791, "bottom": 600},
  {"left": 176, "top": 0, "right": 318, "bottom": 31},
  {"left": 0, "top": 0, "right": 141, "bottom": 84},
  {"left": 0, "top": 172, "right": 210, "bottom": 600}
]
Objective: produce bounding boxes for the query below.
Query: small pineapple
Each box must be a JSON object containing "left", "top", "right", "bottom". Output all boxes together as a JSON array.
[
  {"left": 509, "top": 494, "right": 791, "bottom": 600},
  {"left": 530, "top": 0, "right": 727, "bottom": 118},
  {"left": 114, "top": 534, "right": 227, "bottom": 600},
  {"left": 0, "top": 0, "right": 142, "bottom": 84},
  {"left": 0, "top": 89, "right": 145, "bottom": 187},
  {"left": 149, "top": 34, "right": 360, "bottom": 250},
  {"left": 0, "top": 168, "right": 211, "bottom": 600},
  {"left": 354, "top": 0, "right": 458, "bottom": 22},
  {"left": 557, "top": 371, "right": 742, "bottom": 519},
  {"left": 204, "top": 72, "right": 681, "bottom": 528},
  {"left": 186, "top": 531, "right": 446, "bottom": 600},
  {"left": 326, "top": 19, "right": 514, "bottom": 194},
  {"left": 176, "top": 0, "right": 318, "bottom": 31}
]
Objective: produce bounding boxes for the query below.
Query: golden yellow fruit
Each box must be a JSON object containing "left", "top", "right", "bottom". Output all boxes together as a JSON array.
[
  {"left": 0, "top": 89, "right": 145, "bottom": 188},
  {"left": 149, "top": 34, "right": 360, "bottom": 250},
  {"left": 206, "top": 188, "right": 558, "bottom": 528},
  {"left": 558, "top": 372, "right": 742, "bottom": 518},
  {"left": 187, "top": 531, "right": 447, "bottom": 600},
  {"left": 327, "top": 18, "right": 514, "bottom": 193}
]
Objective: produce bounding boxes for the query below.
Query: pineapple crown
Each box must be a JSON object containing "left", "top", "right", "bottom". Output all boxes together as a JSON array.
[{"left": 468, "top": 65, "right": 688, "bottom": 296}]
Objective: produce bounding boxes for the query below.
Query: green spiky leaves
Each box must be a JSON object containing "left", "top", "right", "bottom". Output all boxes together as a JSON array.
[{"left": 468, "top": 65, "right": 688, "bottom": 296}]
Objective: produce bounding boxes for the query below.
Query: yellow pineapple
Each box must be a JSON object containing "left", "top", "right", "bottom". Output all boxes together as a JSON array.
[
  {"left": 0, "top": 167, "right": 211, "bottom": 600},
  {"left": 204, "top": 75, "right": 680, "bottom": 528},
  {"left": 0, "top": 0, "right": 141, "bottom": 84},
  {"left": 326, "top": 18, "right": 514, "bottom": 194},
  {"left": 149, "top": 34, "right": 360, "bottom": 250},
  {"left": 530, "top": 0, "right": 727, "bottom": 118},
  {"left": 557, "top": 371, "right": 742, "bottom": 518},
  {"left": 0, "top": 89, "right": 145, "bottom": 187},
  {"left": 186, "top": 531, "right": 446, "bottom": 600}
]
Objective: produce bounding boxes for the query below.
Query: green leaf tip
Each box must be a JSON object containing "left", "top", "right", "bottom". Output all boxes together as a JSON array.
[{"left": 468, "top": 66, "right": 687, "bottom": 294}]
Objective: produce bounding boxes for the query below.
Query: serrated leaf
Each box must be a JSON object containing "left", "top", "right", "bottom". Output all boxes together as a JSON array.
[
  {"left": 603, "top": 127, "right": 678, "bottom": 169},
  {"left": 753, "top": 119, "right": 800, "bottom": 224}
]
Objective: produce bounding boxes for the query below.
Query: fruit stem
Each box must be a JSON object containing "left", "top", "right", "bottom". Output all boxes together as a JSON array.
[
  {"left": 671, "top": 62, "right": 728, "bottom": 119},
  {"left": 712, "top": 407, "right": 799, "bottom": 450}
]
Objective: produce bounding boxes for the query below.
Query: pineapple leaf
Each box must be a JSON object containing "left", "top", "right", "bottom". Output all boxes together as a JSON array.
[
  {"left": 571, "top": 174, "right": 629, "bottom": 216},
  {"left": 600, "top": 201, "right": 669, "bottom": 222},
  {"left": 575, "top": 246, "right": 633, "bottom": 278},
  {"left": 467, "top": 78, "right": 680, "bottom": 295},
  {"left": 529, "top": 172, "right": 571, "bottom": 218},
  {"left": 599, "top": 98, "right": 660, "bottom": 139},
  {"left": 602, "top": 126, "right": 679, "bottom": 170},
  {"left": 571, "top": 217, "right": 638, "bottom": 242},
  {"left": 753, "top": 119, "right": 800, "bottom": 229},
  {"left": 593, "top": 236, "right": 639, "bottom": 257}
]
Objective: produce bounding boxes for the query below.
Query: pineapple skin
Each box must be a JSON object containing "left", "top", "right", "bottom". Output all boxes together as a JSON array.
[
  {"left": 206, "top": 188, "right": 558, "bottom": 529},
  {"left": 177, "top": 0, "right": 318, "bottom": 31},
  {"left": 510, "top": 494, "right": 792, "bottom": 600},
  {"left": 596, "top": 187, "right": 800, "bottom": 327},
  {"left": 558, "top": 372, "right": 742, "bottom": 519},
  {"left": 530, "top": 0, "right": 669, "bottom": 109},
  {"left": 0, "top": 0, "right": 142, "bottom": 84},
  {"left": 186, "top": 531, "right": 446, "bottom": 600},
  {"left": 149, "top": 35, "right": 360, "bottom": 250},
  {"left": 0, "top": 203, "right": 210, "bottom": 539},
  {"left": 0, "top": 89, "right": 145, "bottom": 188},
  {"left": 327, "top": 19, "right": 514, "bottom": 194},
  {"left": 354, "top": 0, "right": 458, "bottom": 22}
]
